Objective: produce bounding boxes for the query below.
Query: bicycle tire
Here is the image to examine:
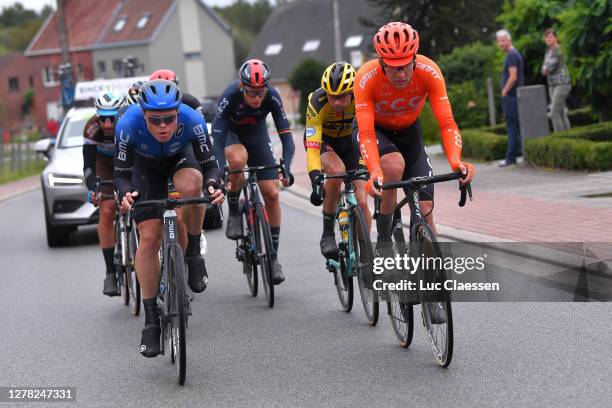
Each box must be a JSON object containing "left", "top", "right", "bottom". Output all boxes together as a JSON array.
[
  {"left": 332, "top": 208, "right": 353, "bottom": 312},
  {"left": 168, "top": 244, "right": 187, "bottom": 384},
  {"left": 387, "top": 212, "right": 414, "bottom": 347},
  {"left": 352, "top": 206, "right": 378, "bottom": 326},
  {"left": 240, "top": 199, "right": 258, "bottom": 297},
  {"left": 413, "top": 223, "right": 453, "bottom": 368},
  {"left": 127, "top": 224, "right": 140, "bottom": 316},
  {"left": 254, "top": 202, "right": 274, "bottom": 308}
]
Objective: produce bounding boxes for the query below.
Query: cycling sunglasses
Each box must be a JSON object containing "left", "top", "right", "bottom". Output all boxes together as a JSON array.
[
  {"left": 97, "top": 115, "right": 117, "bottom": 123},
  {"left": 146, "top": 114, "right": 177, "bottom": 126},
  {"left": 243, "top": 87, "right": 268, "bottom": 98}
]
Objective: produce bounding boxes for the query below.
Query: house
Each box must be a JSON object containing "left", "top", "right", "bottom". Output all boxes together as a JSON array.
[
  {"left": 0, "top": 53, "right": 39, "bottom": 134},
  {"left": 247, "top": 0, "right": 379, "bottom": 122},
  {"left": 22, "top": 0, "right": 235, "bottom": 128}
]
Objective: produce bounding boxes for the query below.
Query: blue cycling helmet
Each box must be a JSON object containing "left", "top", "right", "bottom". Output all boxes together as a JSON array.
[{"left": 139, "top": 79, "right": 182, "bottom": 110}]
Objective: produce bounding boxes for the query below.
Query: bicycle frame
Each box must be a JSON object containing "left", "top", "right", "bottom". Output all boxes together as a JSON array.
[{"left": 326, "top": 178, "right": 359, "bottom": 277}]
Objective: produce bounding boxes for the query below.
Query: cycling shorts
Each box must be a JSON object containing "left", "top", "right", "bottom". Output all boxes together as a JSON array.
[
  {"left": 303, "top": 134, "right": 368, "bottom": 180},
  {"left": 352, "top": 120, "right": 434, "bottom": 200},
  {"left": 131, "top": 144, "right": 202, "bottom": 223},
  {"left": 225, "top": 123, "right": 278, "bottom": 181}
]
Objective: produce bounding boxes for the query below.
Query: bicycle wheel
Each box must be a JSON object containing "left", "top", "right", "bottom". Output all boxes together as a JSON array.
[
  {"left": 168, "top": 244, "right": 187, "bottom": 384},
  {"left": 414, "top": 223, "right": 453, "bottom": 368},
  {"left": 332, "top": 209, "right": 353, "bottom": 312},
  {"left": 127, "top": 224, "right": 141, "bottom": 316},
  {"left": 387, "top": 212, "right": 414, "bottom": 347},
  {"left": 254, "top": 202, "right": 274, "bottom": 308},
  {"left": 239, "top": 199, "right": 258, "bottom": 297},
  {"left": 352, "top": 206, "right": 378, "bottom": 326}
]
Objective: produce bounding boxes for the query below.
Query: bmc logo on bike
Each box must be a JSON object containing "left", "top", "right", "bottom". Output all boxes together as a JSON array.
[
  {"left": 375, "top": 97, "right": 422, "bottom": 112},
  {"left": 168, "top": 220, "right": 175, "bottom": 239}
]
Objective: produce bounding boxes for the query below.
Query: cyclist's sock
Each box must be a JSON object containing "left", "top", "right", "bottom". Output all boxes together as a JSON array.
[
  {"left": 102, "top": 247, "right": 115, "bottom": 274},
  {"left": 271, "top": 226, "right": 280, "bottom": 254},
  {"left": 376, "top": 212, "right": 394, "bottom": 242},
  {"left": 186, "top": 233, "right": 201, "bottom": 257},
  {"left": 143, "top": 298, "right": 159, "bottom": 326},
  {"left": 322, "top": 211, "right": 335, "bottom": 236},
  {"left": 227, "top": 190, "right": 240, "bottom": 213}
]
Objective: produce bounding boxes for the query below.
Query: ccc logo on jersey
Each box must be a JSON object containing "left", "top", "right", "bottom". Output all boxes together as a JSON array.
[{"left": 375, "top": 96, "right": 422, "bottom": 112}]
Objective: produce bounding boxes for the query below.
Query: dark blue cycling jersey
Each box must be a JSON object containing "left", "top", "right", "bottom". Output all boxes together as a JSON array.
[
  {"left": 114, "top": 103, "right": 219, "bottom": 197},
  {"left": 212, "top": 81, "right": 295, "bottom": 171}
]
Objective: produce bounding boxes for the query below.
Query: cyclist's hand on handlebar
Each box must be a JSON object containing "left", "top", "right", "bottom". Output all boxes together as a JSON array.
[
  {"left": 457, "top": 161, "right": 474, "bottom": 185},
  {"left": 365, "top": 169, "right": 383, "bottom": 197},
  {"left": 87, "top": 190, "right": 101, "bottom": 206},
  {"left": 308, "top": 170, "right": 324, "bottom": 206},
  {"left": 121, "top": 191, "right": 139, "bottom": 213},
  {"left": 205, "top": 179, "right": 225, "bottom": 205},
  {"left": 279, "top": 170, "right": 294, "bottom": 187}
]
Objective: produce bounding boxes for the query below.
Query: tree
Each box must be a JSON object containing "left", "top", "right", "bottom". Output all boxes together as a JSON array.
[
  {"left": 364, "top": 0, "right": 503, "bottom": 58},
  {"left": 214, "top": 0, "right": 273, "bottom": 69},
  {"left": 0, "top": 2, "right": 52, "bottom": 54},
  {"left": 559, "top": 0, "right": 612, "bottom": 121},
  {"left": 288, "top": 58, "right": 327, "bottom": 125}
]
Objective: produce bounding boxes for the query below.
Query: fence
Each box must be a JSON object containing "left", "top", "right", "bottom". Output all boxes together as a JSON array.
[{"left": 0, "top": 139, "right": 45, "bottom": 180}]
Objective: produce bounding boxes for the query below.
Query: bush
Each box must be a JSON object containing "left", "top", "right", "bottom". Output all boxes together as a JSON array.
[
  {"left": 420, "top": 102, "right": 439, "bottom": 146},
  {"left": 461, "top": 129, "right": 507, "bottom": 161},
  {"left": 479, "top": 123, "right": 507, "bottom": 135},
  {"left": 567, "top": 107, "right": 599, "bottom": 127},
  {"left": 288, "top": 58, "right": 327, "bottom": 125},
  {"left": 525, "top": 121, "right": 612, "bottom": 170},
  {"left": 447, "top": 81, "right": 489, "bottom": 129}
]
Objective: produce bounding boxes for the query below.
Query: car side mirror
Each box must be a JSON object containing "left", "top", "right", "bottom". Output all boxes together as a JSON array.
[{"left": 34, "top": 138, "right": 54, "bottom": 160}]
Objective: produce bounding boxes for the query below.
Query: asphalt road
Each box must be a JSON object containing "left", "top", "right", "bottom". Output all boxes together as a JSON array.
[{"left": 1, "top": 189, "right": 611, "bottom": 407}]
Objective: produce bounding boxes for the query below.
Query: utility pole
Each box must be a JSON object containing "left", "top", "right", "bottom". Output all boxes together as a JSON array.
[
  {"left": 56, "top": 0, "right": 74, "bottom": 113},
  {"left": 332, "top": 0, "right": 342, "bottom": 61},
  {"left": 56, "top": 0, "right": 70, "bottom": 64}
]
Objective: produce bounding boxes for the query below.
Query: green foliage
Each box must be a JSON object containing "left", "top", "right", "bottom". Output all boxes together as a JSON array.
[
  {"left": 496, "top": 0, "right": 565, "bottom": 85},
  {"left": 21, "top": 88, "right": 34, "bottom": 115},
  {"left": 419, "top": 103, "right": 439, "bottom": 146},
  {"left": 558, "top": 0, "right": 612, "bottom": 121},
  {"left": 525, "top": 121, "right": 612, "bottom": 170},
  {"left": 288, "top": 58, "right": 327, "bottom": 125},
  {"left": 479, "top": 123, "right": 507, "bottom": 135},
  {"left": 214, "top": 0, "right": 273, "bottom": 69},
  {"left": 438, "top": 42, "right": 501, "bottom": 87},
  {"left": 0, "top": 2, "right": 50, "bottom": 54},
  {"left": 364, "top": 0, "right": 503, "bottom": 58},
  {"left": 566, "top": 107, "right": 599, "bottom": 127},
  {"left": 446, "top": 81, "right": 489, "bottom": 129},
  {"left": 461, "top": 129, "right": 507, "bottom": 161}
]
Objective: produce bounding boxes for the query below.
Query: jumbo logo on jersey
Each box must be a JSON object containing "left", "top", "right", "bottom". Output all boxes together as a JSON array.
[{"left": 375, "top": 96, "right": 423, "bottom": 112}]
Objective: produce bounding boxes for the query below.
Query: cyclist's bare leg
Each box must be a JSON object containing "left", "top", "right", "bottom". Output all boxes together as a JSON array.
[
  {"left": 320, "top": 150, "right": 345, "bottom": 214},
  {"left": 380, "top": 152, "right": 405, "bottom": 213},
  {"left": 97, "top": 198, "right": 115, "bottom": 248},
  {"left": 259, "top": 179, "right": 280, "bottom": 227},
  {"left": 353, "top": 179, "right": 372, "bottom": 230},
  {"left": 173, "top": 167, "right": 204, "bottom": 252},
  {"left": 225, "top": 144, "right": 247, "bottom": 192},
  {"left": 420, "top": 200, "right": 436, "bottom": 233},
  {"left": 135, "top": 219, "right": 163, "bottom": 299}
]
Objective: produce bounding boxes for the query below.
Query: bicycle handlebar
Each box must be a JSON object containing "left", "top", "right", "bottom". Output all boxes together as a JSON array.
[
  {"left": 133, "top": 196, "right": 213, "bottom": 210},
  {"left": 319, "top": 168, "right": 369, "bottom": 183},
  {"left": 224, "top": 159, "right": 292, "bottom": 184}
]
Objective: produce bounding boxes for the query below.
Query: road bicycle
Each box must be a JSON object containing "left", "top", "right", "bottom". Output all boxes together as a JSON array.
[
  {"left": 95, "top": 178, "right": 140, "bottom": 315},
  {"left": 316, "top": 169, "right": 378, "bottom": 325},
  {"left": 373, "top": 170, "right": 472, "bottom": 367},
  {"left": 226, "top": 160, "right": 290, "bottom": 308},
  {"left": 133, "top": 194, "right": 212, "bottom": 385}
]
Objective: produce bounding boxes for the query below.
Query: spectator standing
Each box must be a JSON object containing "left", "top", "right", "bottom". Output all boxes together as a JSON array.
[
  {"left": 496, "top": 29, "right": 524, "bottom": 167},
  {"left": 541, "top": 28, "right": 572, "bottom": 132}
]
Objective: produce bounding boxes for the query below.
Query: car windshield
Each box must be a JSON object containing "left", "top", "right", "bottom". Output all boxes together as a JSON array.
[{"left": 57, "top": 111, "right": 95, "bottom": 148}]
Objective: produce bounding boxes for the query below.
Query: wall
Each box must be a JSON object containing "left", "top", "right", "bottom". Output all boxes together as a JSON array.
[{"left": 91, "top": 45, "right": 151, "bottom": 79}]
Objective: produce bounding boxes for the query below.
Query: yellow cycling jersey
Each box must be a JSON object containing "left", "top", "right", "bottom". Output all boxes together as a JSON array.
[{"left": 305, "top": 88, "right": 355, "bottom": 172}]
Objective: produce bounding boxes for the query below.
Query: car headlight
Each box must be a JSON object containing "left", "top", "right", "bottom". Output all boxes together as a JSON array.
[{"left": 48, "top": 173, "right": 84, "bottom": 187}]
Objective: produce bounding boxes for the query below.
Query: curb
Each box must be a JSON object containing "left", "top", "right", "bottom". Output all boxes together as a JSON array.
[{"left": 0, "top": 177, "right": 41, "bottom": 204}]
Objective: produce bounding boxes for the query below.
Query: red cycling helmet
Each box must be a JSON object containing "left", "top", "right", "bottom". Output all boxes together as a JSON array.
[
  {"left": 149, "top": 69, "right": 179, "bottom": 85},
  {"left": 374, "top": 22, "right": 419, "bottom": 66},
  {"left": 239, "top": 59, "right": 270, "bottom": 87}
]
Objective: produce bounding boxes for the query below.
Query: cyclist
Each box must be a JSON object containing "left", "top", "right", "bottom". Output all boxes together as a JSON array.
[
  {"left": 149, "top": 69, "right": 203, "bottom": 114},
  {"left": 305, "top": 61, "right": 371, "bottom": 258},
  {"left": 212, "top": 59, "right": 295, "bottom": 285},
  {"left": 115, "top": 79, "right": 224, "bottom": 357},
  {"left": 125, "top": 80, "right": 144, "bottom": 106},
  {"left": 83, "top": 88, "right": 126, "bottom": 296},
  {"left": 354, "top": 22, "right": 474, "bottom": 243}
]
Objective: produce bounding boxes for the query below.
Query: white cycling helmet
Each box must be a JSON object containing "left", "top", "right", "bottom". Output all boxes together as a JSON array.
[{"left": 95, "top": 88, "right": 126, "bottom": 116}]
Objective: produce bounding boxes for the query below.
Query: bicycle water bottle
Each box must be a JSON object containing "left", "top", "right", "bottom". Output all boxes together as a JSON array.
[{"left": 338, "top": 210, "right": 349, "bottom": 243}]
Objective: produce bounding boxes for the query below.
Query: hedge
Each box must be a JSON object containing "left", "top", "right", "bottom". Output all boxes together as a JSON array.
[
  {"left": 567, "top": 107, "right": 599, "bottom": 127},
  {"left": 525, "top": 121, "right": 612, "bottom": 170},
  {"left": 461, "top": 129, "right": 507, "bottom": 161}
]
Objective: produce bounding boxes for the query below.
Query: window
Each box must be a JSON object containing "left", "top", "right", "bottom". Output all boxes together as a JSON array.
[
  {"left": 264, "top": 43, "right": 282, "bottom": 56},
  {"left": 98, "top": 61, "right": 106, "bottom": 73},
  {"left": 302, "top": 39, "right": 320, "bottom": 52},
  {"left": 113, "top": 16, "right": 127, "bottom": 32},
  {"left": 42, "top": 66, "right": 59, "bottom": 87},
  {"left": 112, "top": 59, "right": 123, "bottom": 74},
  {"left": 136, "top": 13, "right": 150, "bottom": 29},
  {"left": 350, "top": 50, "right": 363, "bottom": 68},
  {"left": 8, "top": 77, "right": 19, "bottom": 92},
  {"left": 344, "top": 35, "right": 363, "bottom": 48}
]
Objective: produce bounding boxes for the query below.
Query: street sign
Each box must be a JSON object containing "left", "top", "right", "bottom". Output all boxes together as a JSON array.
[{"left": 74, "top": 76, "right": 148, "bottom": 101}]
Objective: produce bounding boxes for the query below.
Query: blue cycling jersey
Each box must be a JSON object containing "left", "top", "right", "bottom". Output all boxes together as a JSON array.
[{"left": 114, "top": 103, "right": 219, "bottom": 197}]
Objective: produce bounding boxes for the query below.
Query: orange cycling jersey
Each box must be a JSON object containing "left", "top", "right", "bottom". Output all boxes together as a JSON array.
[{"left": 354, "top": 56, "right": 463, "bottom": 175}]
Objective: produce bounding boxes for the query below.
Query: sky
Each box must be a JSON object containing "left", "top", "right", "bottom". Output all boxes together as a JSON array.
[{"left": 0, "top": 0, "right": 262, "bottom": 13}]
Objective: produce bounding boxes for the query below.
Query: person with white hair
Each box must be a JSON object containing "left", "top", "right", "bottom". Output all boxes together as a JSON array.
[{"left": 496, "top": 29, "right": 524, "bottom": 167}]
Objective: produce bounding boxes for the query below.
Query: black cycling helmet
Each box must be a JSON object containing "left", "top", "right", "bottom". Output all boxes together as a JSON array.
[{"left": 239, "top": 59, "right": 270, "bottom": 87}]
